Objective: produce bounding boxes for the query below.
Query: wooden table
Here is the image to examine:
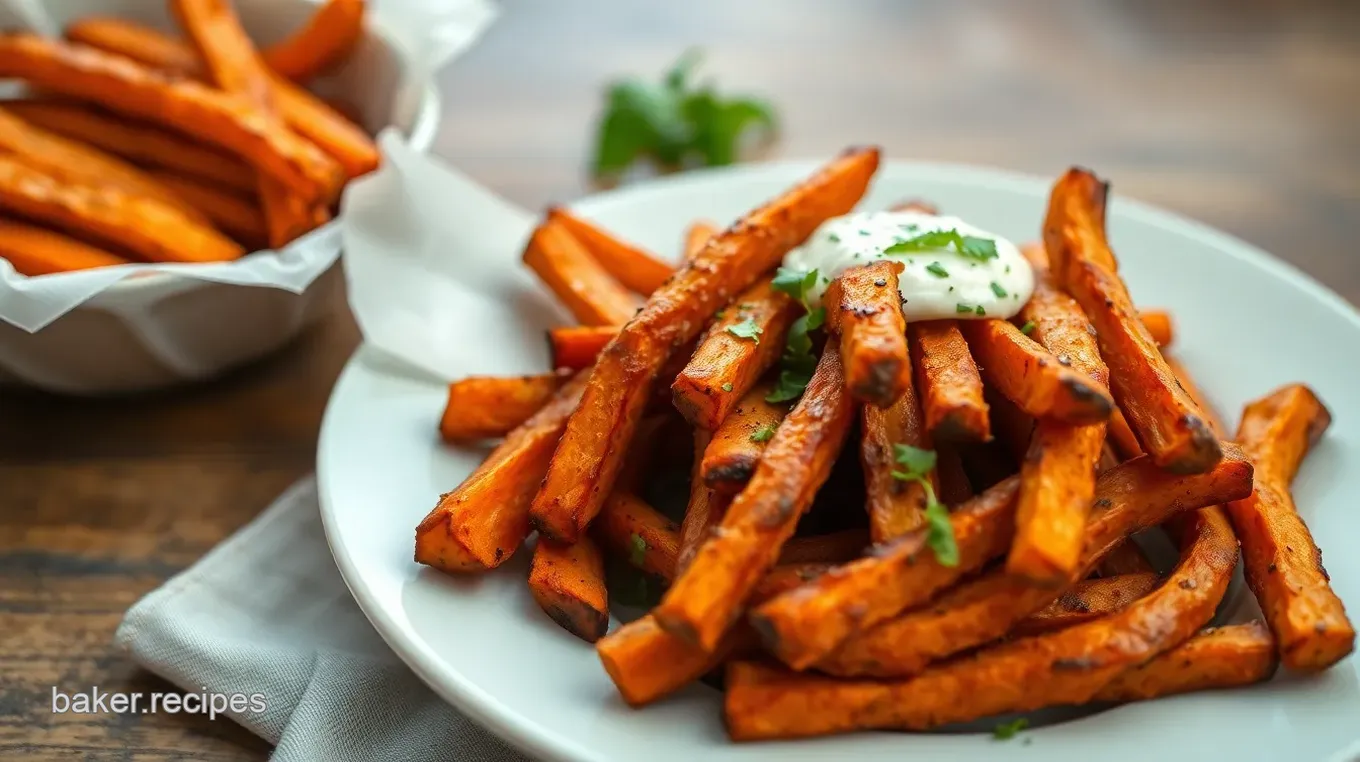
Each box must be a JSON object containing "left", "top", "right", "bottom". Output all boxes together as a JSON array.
[{"left": 2, "top": 0, "right": 1357, "bottom": 757}]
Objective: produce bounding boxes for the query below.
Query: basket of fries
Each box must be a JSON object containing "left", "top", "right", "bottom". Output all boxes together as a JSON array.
[{"left": 0, "top": 0, "right": 492, "bottom": 394}]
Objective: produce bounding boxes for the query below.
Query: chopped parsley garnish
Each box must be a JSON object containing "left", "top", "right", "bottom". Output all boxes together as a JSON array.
[
  {"left": 750, "top": 424, "right": 776, "bottom": 443},
  {"left": 629, "top": 533, "right": 648, "bottom": 567},
  {"left": 925, "top": 262, "right": 949, "bottom": 278},
  {"left": 721, "top": 382, "right": 734, "bottom": 392},
  {"left": 990, "top": 282, "right": 1007, "bottom": 298},
  {"left": 890, "top": 444, "right": 957, "bottom": 566},
  {"left": 883, "top": 229, "right": 998, "bottom": 261},
  {"left": 766, "top": 267, "right": 824, "bottom": 403},
  {"left": 956, "top": 303, "right": 974, "bottom": 314},
  {"left": 827, "top": 233, "right": 840, "bottom": 243},
  {"left": 992, "top": 717, "right": 1029, "bottom": 740},
  {"left": 975, "top": 304, "right": 986, "bottom": 316},
  {"left": 1020, "top": 320, "right": 1037, "bottom": 335},
  {"left": 726, "top": 318, "right": 762, "bottom": 343}
]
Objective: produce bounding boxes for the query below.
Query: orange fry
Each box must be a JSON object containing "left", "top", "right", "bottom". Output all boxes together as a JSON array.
[
  {"left": 148, "top": 171, "right": 268, "bottom": 247},
  {"left": 824, "top": 261, "right": 910, "bottom": 406},
  {"left": 1011, "top": 572, "right": 1160, "bottom": 636},
  {"left": 1228, "top": 384, "right": 1353, "bottom": 670},
  {"left": 261, "top": 0, "right": 366, "bottom": 83},
  {"left": 0, "top": 217, "right": 131, "bottom": 276},
  {"left": 0, "top": 33, "right": 343, "bottom": 201},
  {"left": 909, "top": 320, "right": 990, "bottom": 441},
  {"left": 1140, "top": 309, "right": 1174, "bottom": 347},
  {"left": 1044, "top": 168, "right": 1219, "bottom": 473},
  {"left": 522, "top": 220, "right": 639, "bottom": 326},
  {"left": 546, "top": 325, "right": 616, "bottom": 371},
  {"left": 530, "top": 148, "right": 879, "bottom": 543},
  {"left": 172, "top": 0, "right": 320, "bottom": 248},
  {"left": 684, "top": 220, "right": 718, "bottom": 261},
  {"left": 439, "top": 372, "right": 569, "bottom": 442},
  {"left": 1093, "top": 622, "right": 1277, "bottom": 703},
  {"left": 699, "top": 382, "right": 788, "bottom": 493},
  {"left": 671, "top": 279, "right": 797, "bottom": 429},
  {"left": 960, "top": 318, "right": 1114, "bottom": 425},
  {"left": 0, "top": 154, "right": 242, "bottom": 264},
  {"left": 64, "top": 17, "right": 379, "bottom": 179},
  {"left": 596, "top": 491, "right": 680, "bottom": 581},
  {"left": 678, "top": 430, "right": 729, "bottom": 574},
  {"left": 655, "top": 341, "right": 854, "bottom": 651},
  {"left": 548, "top": 207, "right": 675, "bottom": 295},
  {"left": 529, "top": 537, "right": 608, "bottom": 643},
  {"left": 860, "top": 373, "right": 934, "bottom": 543},
  {"left": 415, "top": 371, "right": 588, "bottom": 572}
]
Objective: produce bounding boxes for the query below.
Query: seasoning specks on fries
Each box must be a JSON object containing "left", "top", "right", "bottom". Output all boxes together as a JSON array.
[{"left": 417, "top": 151, "right": 1351, "bottom": 743}]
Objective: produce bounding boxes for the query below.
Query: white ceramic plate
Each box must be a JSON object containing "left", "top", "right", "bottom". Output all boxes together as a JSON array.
[{"left": 318, "top": 161, "right": 1360, "bottom": 762}]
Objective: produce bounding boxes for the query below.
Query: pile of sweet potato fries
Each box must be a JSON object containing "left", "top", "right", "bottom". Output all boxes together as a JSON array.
[
  {"left": 0, "top": 0, "right": 376, "bottom": 276},
  {"left": 418, "top": 150, "right": 1354, "bottom": 740}
]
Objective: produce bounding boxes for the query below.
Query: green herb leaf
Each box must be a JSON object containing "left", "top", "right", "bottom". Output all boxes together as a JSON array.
[
  {"left": 925, "top": 261, "right": 949, "bottom": 278},
  {"left": 629, "top": 533, "right": 649, "bottom": 567},
  {"left": 1020, "top": 320, "right": 1036, "bottom": 335},
  {"left": 804, "top": 306, "right": 826, "bottom": 332},
  {"left": 975, "top": 304, "right": 986, "bottom": 316},
  {"left": 990, "top": 281, "right": 1008, "bottom": 298},
  {"left": 766, "top": 365, "right": 813, "bottom": 403},
  {"left": 592, "top": 50, "right": 778, "bottom": 179},
  {"left": 772, "top": 267, "right": 818, "bottom": 301},
  {"left": 750, "top": 424, "right": 777, "bottom": 443},
  {"left": 726, "top": 318, "right": 763, "bottom": 343},
  {"left": 721, "top": 382, "right": 734, "bottom": 392},
  {"left": 992, "top": 717, "right": 1029, "bottom": 740},
  {"left": 893, "top": 444, "right": 937, "bottom": 476},
  {"left": 956, "top": 303, "right": 974, "bottom": 314},
  {"left": 883, "top": 229, "right": 999, "bottom": 261}
]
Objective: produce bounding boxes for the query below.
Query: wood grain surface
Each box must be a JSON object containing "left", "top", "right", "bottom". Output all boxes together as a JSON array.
[{"left": 2, "top": 0, "right": 1357, "bottom": 758}]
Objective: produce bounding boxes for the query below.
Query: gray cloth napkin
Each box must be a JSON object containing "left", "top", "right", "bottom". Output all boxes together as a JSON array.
[{"left": 115, "top": 477, "right": 529, "bottom": 762}]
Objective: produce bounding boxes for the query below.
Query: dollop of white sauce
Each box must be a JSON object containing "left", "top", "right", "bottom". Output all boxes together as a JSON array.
[{"left": 782, "top": 211, "right": 1034, "bottom": 321}]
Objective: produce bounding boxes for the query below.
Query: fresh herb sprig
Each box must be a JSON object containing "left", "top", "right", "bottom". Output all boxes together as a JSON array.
[
  {"left": 884, "top": 229, "right": 998, "bottom": 261},
  {"left": 726, "top": 318, "right": 762, "bottom": 343},
  {"left": 891, "top": 444, "right": 958, "bottom": 566},
  {"left": 766, "top": 267, "right": 825, "bottom": 403},
  {"left": 592, "top": 50, "right": 778, "bottom": 180},
  {"left": 992, "top": 717, "right": 1030, "bottom": 740},
  {"left": 750, "top": 424, "right": 776, "bottom": 443}
]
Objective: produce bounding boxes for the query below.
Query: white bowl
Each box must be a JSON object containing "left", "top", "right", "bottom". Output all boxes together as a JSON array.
[{"left": 0, "top": 0, "right": 440, "bottom": 394}]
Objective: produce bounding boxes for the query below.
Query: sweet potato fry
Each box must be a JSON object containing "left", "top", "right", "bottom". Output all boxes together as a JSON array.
[
  {"left": 0, "top": 217, "right": 131, "bottom": 275},
  {"left": 596, "top": 491, "right": 680, "bottom": 581},
  {"left": 1227, "top": 384, "right": 1353, "bottom": 670},
  {"left": 817, "top": 446, "right": 1252, "bottom": 677},
  {"left": 1166, "top": 356, "right": 1226, "bottom": 436},
  {"left": 678, "top": 430, "right": 729, "bottom": 574},
  {"left": 860, "top": 374, "right": 934, "bottom": 542},
  {"left": 1005, "top": 243, "right": 1111, "bottom": 584},
  {"left": 0, "top": 154, "right": 243, "bottom": 264},
  {"left": 960, "top": 318, "right": 1113, "bottom": 424},
  {"left": 1011, "top": 572, "right": 1160, "bottom": 636},
  {"left": 699, "top": 381, "right": 787, "bottom": 493},
  {"left": 147, "top": 171, "right": 268, "bottom": 247},
  {"left": 530, "top": 148, "right": 879, "bottom": 543},
  {"left": 1097, "top": 539, "right": 1157, "bottom": 576},
  {"left": 522, "top": 220, "right": 639, "bottom": 326},
  {"left": 751, "top": 477, "right": 1020, "bottom": 669},
  {"left": 415, "top": 372, "right": 587, "bottom": 572},
  {"left": 439, "top": 372, "right": 569, "bottom": 442},
  {"left": 1092, "top": 622, "right": 1277, "bottom": 703},
  {"left": 0, "top": 107, "right": 202, "bottom": 221},
  {"left": 727, "top": 505, "right": 1241, "bottom": 738},
  {"left": 1107, "top": 407, "right": 1144, "bottom": 459},
  {"left": 546, "top": 325, "right": 615, "bottom": 371},
  {"left": 529, "top": 536, "right": 608, "bottom": 643},
  {"left": 597, "top": 563, "right": 830, "bottom": 707},
  {"left": 4, "top": 101, "right": 257, "bottom": 195},
  {"left": 1140, "top": 309, "right": 1174, "bottom": 347},
  {"left": 548, "top": 207, "right": 675, "bottom": 295},
  {"left": 823, "top": 261, "right": 910, "bottom": 407},
  {"left": 655, "top": 342, "right": 854, "bottom": 651},
  {"left": 1045, "top": 168, "right": 1220, "bottom": 473},
  {"left": 0, "top": 34, "right": 343, "bottom": 202},
  {"left": 909, "top": 320, "right": 990, "bottom": 441},
  {"left": 65, "top": 17, "right": 378, "bottom": 179},
  {"left": 777, "top": 529, "right": 869, "bottom": 565},
  {"left": 260, "top": 0, "right": 366, "bottom": 82},
  {"left": 684, "top": 220, "right": 718, "bottom": 260},
  {"left": 671, "top": 280, "right": 797, "bottom": 429},
  {"left": 173, "top": 0, "right": 321, "bottom": 248}
]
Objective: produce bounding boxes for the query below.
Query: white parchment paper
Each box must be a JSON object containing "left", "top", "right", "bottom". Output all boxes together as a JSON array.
[{"left": 0, "top": 0, "right": 498, "bottom": 332}]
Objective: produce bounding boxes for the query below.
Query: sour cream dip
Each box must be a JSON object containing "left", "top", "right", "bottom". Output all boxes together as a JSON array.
[{"left": 782, "top": 210, "right": 1034, "bottom": 321}]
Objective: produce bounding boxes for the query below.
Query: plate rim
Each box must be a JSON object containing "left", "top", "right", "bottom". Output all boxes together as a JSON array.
[{"left": 318, "top": 157, "right": 1360, "bottom": 762}]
